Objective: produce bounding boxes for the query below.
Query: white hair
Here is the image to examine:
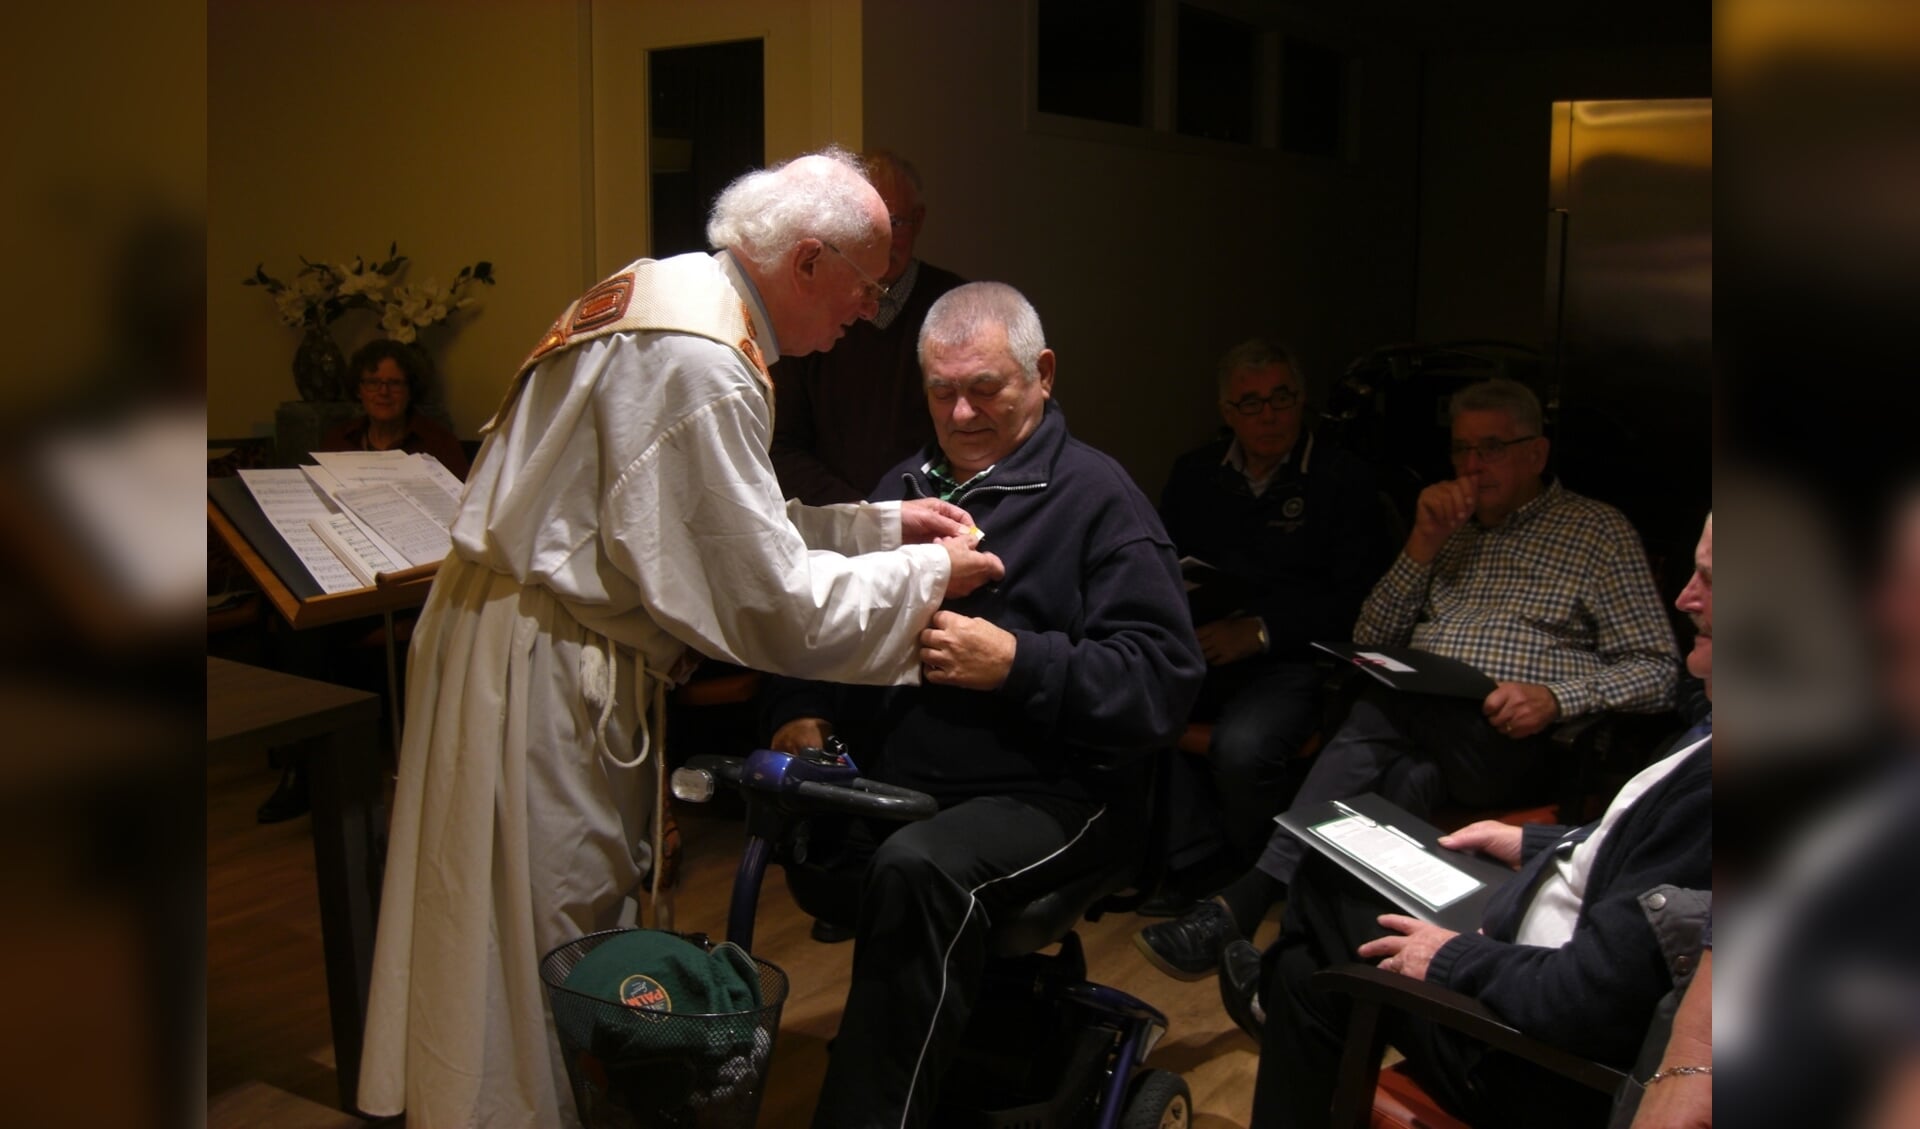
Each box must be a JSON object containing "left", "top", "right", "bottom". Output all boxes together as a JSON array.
[
  {"left": 705, "top": 146, "right": 879, "bottom": 267},
  {"left": 919, "top": 282, "right": 1047, "bottom": 380}
]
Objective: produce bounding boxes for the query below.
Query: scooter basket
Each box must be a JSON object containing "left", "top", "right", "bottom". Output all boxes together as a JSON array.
[{"left": 541, "top": 929, "right": 788, "bottom": 1129}]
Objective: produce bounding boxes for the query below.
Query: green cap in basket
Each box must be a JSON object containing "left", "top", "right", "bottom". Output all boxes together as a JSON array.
[{"left": 563, "top": 930, "right": 762, "bottom": 1018}]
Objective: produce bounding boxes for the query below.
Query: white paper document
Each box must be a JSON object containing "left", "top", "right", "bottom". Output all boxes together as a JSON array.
[
  {"left": 1310, "top": 813, "right": 1483, "bottom": 911},
  {"left": 309, "top": 450, "right": 465, "bottom": 502},
  {"left": 237, "top": 468, "right": 360, "bottom": 594},
  {"left": 335, "top": 484, "right": 452, "bottom": 567}
]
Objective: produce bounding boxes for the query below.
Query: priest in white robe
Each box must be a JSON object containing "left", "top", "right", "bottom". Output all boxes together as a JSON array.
[{"left": 358, "top": 149, "right": 1006, "bottom": 1129}]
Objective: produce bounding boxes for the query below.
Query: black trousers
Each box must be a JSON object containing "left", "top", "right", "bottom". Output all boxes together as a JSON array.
[
  {"left": 810, "top": 791, "right": 1138, "bottom": 1129},
  {"left": 1253, "top": 854, "right": 1610, "bottom": 1129},
  {"left": 1257, "top": 684, "right": 1549, "bottom": 884}
]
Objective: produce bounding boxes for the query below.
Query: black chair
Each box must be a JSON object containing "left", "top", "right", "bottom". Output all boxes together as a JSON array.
[{"left": 1314, "top": 963, "right": 1626, "bottom": 1129}]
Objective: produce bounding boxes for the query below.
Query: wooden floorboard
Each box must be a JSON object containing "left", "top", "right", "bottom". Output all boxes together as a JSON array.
[{"left": 208, "top": 751, "right": 1269, "bottom": 1127}]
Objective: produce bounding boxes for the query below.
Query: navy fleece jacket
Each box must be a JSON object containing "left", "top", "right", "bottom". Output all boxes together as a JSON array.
[{"left": 764, "top": 403, "right": 1205, "bottom": 806}]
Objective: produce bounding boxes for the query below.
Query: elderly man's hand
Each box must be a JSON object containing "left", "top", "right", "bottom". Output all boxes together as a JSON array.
[
  {"left": 920, "top": 610, "right": 1016, "bottom": 690},
  {"left": 1482, "top": 681, "right": 1560, "bottom": 739},
  {"left": 1406, "top": 472, "right": 1480, "bottom": 562},
  {"left": 1356, "top": 915, "right": 1459, "bottom": 981},
  {"left": 940, "top": 537, "right": 1005, "bottom": 598},
  {"left": 770, "top": 717, "right": 833, "bottom": 754},
  {"left": 901, "top": 497, "right": 977, "bottom": 544},
  {"left": 1438, "top": 819, "right": 1525, "bottom": 869},
  {"left": 1196, "top": 616, "right": 1266, "bottom": 667}
]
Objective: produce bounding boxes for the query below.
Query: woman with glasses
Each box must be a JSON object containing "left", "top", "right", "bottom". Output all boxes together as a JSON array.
[{"left": 320, "top": 338, "right": 472, "bottom": 480}]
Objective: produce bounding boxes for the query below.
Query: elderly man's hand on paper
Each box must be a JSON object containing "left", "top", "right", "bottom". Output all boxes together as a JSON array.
[{"left": 1438, "top": 819, "right": 1526, "bottom": 869}]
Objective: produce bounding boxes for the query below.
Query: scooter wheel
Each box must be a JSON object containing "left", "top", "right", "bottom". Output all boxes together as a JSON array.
[{"left": 1120, "top": 1068, "right": 1191, "bottom": 1129}]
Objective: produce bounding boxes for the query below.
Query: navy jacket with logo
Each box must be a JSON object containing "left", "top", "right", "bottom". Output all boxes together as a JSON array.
[{"left": 1157, "top": 430, "right": 1393, "bottom": 661}]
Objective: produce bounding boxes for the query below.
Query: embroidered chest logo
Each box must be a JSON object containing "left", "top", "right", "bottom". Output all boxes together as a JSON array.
[
  {"left": 1282, "top": 496, "right": 1306, "bottom": 520},
  {"left": 618, "top": 973, "right": 672, "bottom": 1015}
]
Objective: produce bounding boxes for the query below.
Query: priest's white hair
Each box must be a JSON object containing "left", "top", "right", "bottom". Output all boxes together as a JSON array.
[{"left": 706, "top": 146, "right": 879, "bottom": 266}]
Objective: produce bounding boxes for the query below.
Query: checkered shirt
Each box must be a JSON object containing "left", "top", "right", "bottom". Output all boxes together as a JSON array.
[{"left": 1353, "top": 480, "right": 1679, "bottom": 718}]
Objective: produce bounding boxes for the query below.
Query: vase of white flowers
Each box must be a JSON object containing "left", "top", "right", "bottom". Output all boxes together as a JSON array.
[{"left": 245, "top": 244, "right": 494, "bottom": 400}]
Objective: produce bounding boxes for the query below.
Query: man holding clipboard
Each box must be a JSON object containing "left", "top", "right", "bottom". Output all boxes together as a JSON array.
[
  {"left": 1136, "top": 379, "right": 1679, "bottom": 981},
  {"left": 1234, "top": 514, "right": 1713, "bottom": 1129}
]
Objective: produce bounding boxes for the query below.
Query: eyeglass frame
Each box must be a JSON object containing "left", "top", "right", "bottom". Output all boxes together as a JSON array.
[
  {"left": 1449, "top": 435, "right": 1540, "bottom": 463},
  {"left": 359, "top": 377, "right": 410, "bottom": 393},
  {"left": 1221, "top": 386, "right": 1303, "bottom": 416},
  {"left": 818, "top": 240, "right": 892, "bottom": 304}
]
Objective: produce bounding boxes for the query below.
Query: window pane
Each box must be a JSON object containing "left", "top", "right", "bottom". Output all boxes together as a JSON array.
[
  {"left": 1176, "top": 4, "right": 1256, "bottom": 144},
  {"left": 1037, "top": 0, "right": 1149, "bottom": 127}
]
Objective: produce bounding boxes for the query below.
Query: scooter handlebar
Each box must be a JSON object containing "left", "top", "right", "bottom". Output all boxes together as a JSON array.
[
  {"left": 794, "top": 777, "right": 939, "bottom": 820},
  {"left": 678, "top": 752, "right": 938, "bottom": 822}
]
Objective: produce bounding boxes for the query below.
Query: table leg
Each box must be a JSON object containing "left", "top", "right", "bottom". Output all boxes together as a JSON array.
[{"left": 303, "top": 721, "right": 384, "bottom": 1115}]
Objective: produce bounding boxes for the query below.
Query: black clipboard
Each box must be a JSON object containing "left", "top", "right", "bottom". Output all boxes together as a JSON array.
[
  {"left": 1311, "top": 641, "right": 1498, "bottom": 700},
  {"left": 1277, "top": 793, "right": 1515, "bottom": 931}
]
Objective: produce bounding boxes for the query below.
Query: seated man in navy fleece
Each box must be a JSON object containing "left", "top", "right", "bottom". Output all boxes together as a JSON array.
[
  {"left": 1230, "top": 513, "right": 1714, "bottom": 1129},
  {"left": 761, "top": 281, "right": 1204, "bottom": 1129}
]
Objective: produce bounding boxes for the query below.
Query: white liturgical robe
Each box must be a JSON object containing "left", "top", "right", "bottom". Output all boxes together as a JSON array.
[{"left": 359, "top": 252, "right": 950, "bottom": 1128}]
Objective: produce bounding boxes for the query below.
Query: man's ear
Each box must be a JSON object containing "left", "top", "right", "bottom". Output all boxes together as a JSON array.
[
  {"left": 1532, "top": 434, "right": 1552, "bottom": 471},
  {"left": 791, "top": 238, "right": 826, "bottom": 291},
  {"left": 1035, "top": 349, "right": 1057, "bottom": 396}
]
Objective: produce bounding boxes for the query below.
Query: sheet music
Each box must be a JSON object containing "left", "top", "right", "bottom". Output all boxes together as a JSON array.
[
  {"left": 391, "top": 476, "right": 458, "bottom": 527},
  {"left": 236, "top": 469, "right": 360, "bottom": 594},
  {"left": 308, "top": 449, "right": 418, "bottom": 488},
  {"left": 335, "top": 484, "right": 451, "bottom": 567},
  {"left": 309, "top": 512, "right": 401, "bottom": 588},
  {"left": 1311, "top": 814, "right": 1483, "bottom": 911}
]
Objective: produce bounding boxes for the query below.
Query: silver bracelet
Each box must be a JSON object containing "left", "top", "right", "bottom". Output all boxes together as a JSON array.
[{"left": 1645, "top": 1065, "right": 1712, "bottom": 1086}]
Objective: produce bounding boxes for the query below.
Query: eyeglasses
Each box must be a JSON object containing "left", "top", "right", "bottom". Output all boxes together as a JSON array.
[
  {"left": 360, "top": 378, "right": 407, "bottom": 392},
  {"left": 1223, "top": 387, "right": 1301, "bottom": 415},
  {"left": 819, "top": 240, "right": 892, "bottom": 304},
  {"left": 1449, "top": 435, "right": 1539, "bottom": 463}
]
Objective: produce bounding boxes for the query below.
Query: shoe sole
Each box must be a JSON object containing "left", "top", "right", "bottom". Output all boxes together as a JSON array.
[{"left": 1131, "top": 930, "right": 1219, "bottom": 982}]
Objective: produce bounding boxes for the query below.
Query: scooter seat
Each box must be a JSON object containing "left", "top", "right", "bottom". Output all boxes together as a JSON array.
[{"left": 986, "top": 861, "right": 1134, "bottom": 960}]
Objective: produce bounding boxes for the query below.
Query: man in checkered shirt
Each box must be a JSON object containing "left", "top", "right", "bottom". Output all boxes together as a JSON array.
[{"left": 1136, "top": 377, "right": 1680, "bottom": 982}]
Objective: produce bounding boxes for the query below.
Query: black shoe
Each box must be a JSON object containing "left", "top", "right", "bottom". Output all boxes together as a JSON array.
[
  {"left": 1219, "top": 938, "right": 1266, "bottom": 1044},
  {"left": 1133, "top": 898, "right": 1239, "bottom": 981},
  {"left": 256, "top": 762, "right": 310, "bottom": 824},
  {"left": 810, "top": 918, "right": 855, "bottom": 944}
]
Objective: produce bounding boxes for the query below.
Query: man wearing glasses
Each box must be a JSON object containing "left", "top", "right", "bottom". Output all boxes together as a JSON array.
[
  {"left": 1148, "top": 339, "right": 1394, "bottom": 910},
  {"left": 770, "top": 149, "right": 968, "bottom": 505},
  {"left": 1138, "top": 377, "right": 1679, "bottom": 983}
]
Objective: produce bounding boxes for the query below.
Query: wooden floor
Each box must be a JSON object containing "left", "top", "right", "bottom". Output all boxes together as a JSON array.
[{"left": 208, "top": 752, "right": 1276, "bottom": 1127}]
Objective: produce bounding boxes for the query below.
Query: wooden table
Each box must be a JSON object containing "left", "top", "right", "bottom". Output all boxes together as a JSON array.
[{"left": 207, "top": 657, "right": 383, "bottom": 1115}]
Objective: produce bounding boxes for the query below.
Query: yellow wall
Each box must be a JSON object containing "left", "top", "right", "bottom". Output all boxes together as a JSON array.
[{"left": 209, "top": 0, "right": 863, "bottom": 443}]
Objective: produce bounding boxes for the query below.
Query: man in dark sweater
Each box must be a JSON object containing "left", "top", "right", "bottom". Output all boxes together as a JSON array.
[
  {"left": 1229, "top": 513, "right": 1714, "bottom": 1128},
  {"left": 769, "top": 149, "right": 967, "bottom": 504},
  {"left": 1156, "top": 339, "right": 1395, "bottom": 882},
  {"left": 764, "top": 282, "right": 1205, "bottom": 1129}
]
